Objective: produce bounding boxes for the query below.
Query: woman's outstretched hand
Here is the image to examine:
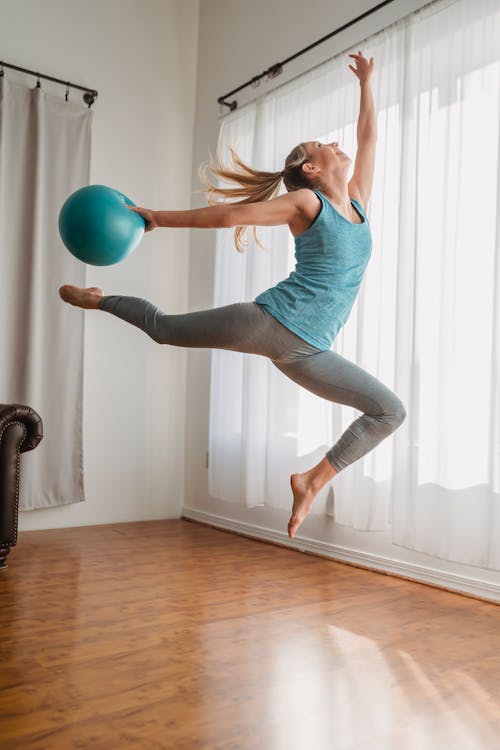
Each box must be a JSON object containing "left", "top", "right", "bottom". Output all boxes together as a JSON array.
[
  {"left": 127, "top": 205, "right": 159, "bottom": 232},
  {"left": 348, "top": 50, "right": 375, "bottom": 84}
]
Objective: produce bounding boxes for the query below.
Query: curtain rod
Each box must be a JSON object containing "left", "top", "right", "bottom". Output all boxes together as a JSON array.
[
  {"left": 0, "top": 60, "right": 98, "bottom": 107},
  {"left": 217, "top": 0, "right": 396, "bottom": 111}
]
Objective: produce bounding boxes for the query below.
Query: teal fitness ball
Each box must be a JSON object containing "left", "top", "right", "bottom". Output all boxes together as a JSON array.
[{"left": 58, "top": 184, "right": 146, "bottom": 266}]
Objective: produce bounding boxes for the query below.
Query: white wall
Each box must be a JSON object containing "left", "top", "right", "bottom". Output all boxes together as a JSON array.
[
  {"left": 0, "top": 0, "right": 199, "bottom": 530},
  {"left": 184, "top": 0, "right": 500, "bottom": 602}
]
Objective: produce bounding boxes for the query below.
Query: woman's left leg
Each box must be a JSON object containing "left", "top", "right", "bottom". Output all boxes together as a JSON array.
[{"left": 273, "top": 349, "right": 407, "bottom": 538}]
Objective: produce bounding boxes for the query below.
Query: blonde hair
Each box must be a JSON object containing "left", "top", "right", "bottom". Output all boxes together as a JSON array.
[{"left": 198, "top": 140, "right": 314, "bottom": 253}]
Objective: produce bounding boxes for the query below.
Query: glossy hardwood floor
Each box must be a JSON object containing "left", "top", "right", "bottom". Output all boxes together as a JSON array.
[{"left": 1, "top": 519, "right": 499, "bottom": 750}]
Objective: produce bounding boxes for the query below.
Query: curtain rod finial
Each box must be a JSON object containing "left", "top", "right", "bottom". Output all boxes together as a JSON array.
[
  {"left": 218, "top": 97, "right": 238, "bottom": 112},
  {"left": 83, "top": 91, "right": 96, "bottom": 108}
]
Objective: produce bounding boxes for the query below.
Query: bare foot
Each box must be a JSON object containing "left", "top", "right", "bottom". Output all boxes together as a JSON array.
[
  {"left": 288, "top": 473, "right": 316, "bottom": 539},
  {"left": 59, "top": 285, "right": 104, "bottom": 309}
]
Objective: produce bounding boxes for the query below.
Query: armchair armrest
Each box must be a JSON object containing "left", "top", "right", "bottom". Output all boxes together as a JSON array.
[
  {"left": 0, "top": 403, "right": 43, "bottom": 568},
  {"left": 0, "top": 404, "right": 43, "bottom": 452}
]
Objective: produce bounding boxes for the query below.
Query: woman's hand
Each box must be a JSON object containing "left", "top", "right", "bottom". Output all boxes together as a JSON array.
[
  {"left": 348, "top": 50, "right": 375, "bottom": 84},
  {"left": 127, "top": 205, "right": 159, "bottom": 232}
]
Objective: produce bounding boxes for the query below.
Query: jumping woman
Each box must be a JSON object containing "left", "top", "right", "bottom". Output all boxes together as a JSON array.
[{"left": 59, "top": 51, "right": 406, "bottom": 540}]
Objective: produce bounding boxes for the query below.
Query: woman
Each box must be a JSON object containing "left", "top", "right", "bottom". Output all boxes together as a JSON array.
[{"left": 60, "top": 51, "right": 406, "bottom": 539}]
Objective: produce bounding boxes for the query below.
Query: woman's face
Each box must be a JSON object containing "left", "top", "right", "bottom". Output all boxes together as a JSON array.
[{"left": 303, "top": 140, "right": 351, "bottom": 176}]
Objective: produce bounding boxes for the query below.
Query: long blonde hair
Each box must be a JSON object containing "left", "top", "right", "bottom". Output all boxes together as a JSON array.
[{"left": 199, "top": 140, "right": 314, "bottom": 253}]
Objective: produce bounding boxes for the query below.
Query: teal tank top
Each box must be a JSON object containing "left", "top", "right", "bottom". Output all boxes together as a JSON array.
[{"left": 254, "top": 189, "right": 372, "bottom": 350}]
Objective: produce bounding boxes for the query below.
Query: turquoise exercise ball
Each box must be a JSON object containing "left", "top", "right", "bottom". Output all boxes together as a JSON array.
[{"left": 58, "top": 184, "right": 146, "bottom": 266}]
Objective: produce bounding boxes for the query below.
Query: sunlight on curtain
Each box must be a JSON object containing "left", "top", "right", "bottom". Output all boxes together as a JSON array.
[{"left": 209, "top": 0, "right": 500, "bottom": 570}]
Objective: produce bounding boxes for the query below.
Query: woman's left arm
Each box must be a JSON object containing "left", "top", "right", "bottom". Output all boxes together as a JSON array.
[
  {"left": 347, "top": 52, "right": 377, "bottom": 206},
  {"left": 348, "top": 50, "right": 377, "bottom": 140}
]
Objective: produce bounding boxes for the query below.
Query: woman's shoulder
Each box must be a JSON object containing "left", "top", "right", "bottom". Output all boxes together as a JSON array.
[
  {"left": 293, "top": 187, "right": 323, "bottom": 215},
  {"left": 289, "top": 189, "right": 323, "bottom": 239}
]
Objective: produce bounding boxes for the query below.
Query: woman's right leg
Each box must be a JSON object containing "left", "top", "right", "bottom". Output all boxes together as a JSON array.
[
  {"left": 97, "top": 294, "right": 293, "bottom": 353},
  {"left": 59, "top": 285, "right": 316, "bottom": 359}
]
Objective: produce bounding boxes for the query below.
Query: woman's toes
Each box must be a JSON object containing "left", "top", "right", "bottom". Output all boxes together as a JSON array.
[
  {"left": 58, "top": 285, "right": 103, "bottom": 309},
  {"left": 59, "top": 285, "right": 72, "bottom": 301}
]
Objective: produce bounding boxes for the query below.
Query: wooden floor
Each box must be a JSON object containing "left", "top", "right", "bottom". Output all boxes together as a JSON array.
[{"left": 1, "top": 520, "right": 499, "bottom": 750}]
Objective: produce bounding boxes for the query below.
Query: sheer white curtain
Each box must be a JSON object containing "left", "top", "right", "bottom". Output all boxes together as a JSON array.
[
  {"left": 0, "top": 78, "right": 91, "bottom": 508},
  {"left": 209, "top": 0, "right": 500, "bottom": 570}
]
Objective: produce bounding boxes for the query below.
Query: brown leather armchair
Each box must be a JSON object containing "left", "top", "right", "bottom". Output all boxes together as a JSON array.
[{"left": 0, "top": 404, "right": 43, "bottom": 568}]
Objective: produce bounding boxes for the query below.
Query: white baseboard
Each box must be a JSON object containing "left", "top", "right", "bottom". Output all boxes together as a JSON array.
[{"left": 182, "top": 507, "right": 500, "bottom": 605}]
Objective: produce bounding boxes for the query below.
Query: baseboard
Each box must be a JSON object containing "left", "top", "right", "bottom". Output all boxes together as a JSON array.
[{"left": 182, "top": 507, "right": 500, "bottom": 605}]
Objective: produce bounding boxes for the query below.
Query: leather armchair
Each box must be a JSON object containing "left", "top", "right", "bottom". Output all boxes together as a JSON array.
[{"left": 0, "top": 404, "right": 43, "bottom": 568}]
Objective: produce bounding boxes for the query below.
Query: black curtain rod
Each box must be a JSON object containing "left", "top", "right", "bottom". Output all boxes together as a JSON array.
[
  {"left": 0, "top": 60, "right": 98, "bottom": 107},
  {"left": 217, "top": 0, "right": 395, "bottom": 111}
]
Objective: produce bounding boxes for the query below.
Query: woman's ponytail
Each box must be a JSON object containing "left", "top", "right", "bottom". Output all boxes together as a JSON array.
[
  {"left": 199, "top": 144, "right": 283, "bottom": 253},
  {"left": 198, "top": 141, "right": 312, "bottom": 253}
]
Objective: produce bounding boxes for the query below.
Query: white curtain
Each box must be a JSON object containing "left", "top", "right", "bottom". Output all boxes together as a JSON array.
[
  {"left": 0, "top": 78, "right": 91, "bottom": 509},
  {"left": 208, "top": 0, "right": 500, "bottom": 570}
]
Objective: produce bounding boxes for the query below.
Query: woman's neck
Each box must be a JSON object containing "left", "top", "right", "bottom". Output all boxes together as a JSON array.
[{"left": 318, "top": 181, "right": 352, "bottom": 213}]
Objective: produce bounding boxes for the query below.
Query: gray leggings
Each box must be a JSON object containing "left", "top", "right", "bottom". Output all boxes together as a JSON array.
[{"left": 98, "top": 296, "right": 406, "bottom": 472}]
